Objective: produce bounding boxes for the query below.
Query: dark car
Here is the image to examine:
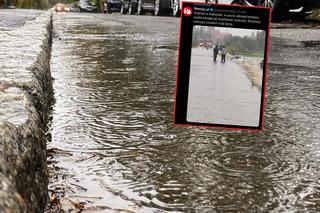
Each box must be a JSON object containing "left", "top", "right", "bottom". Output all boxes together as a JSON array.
[
  {"left": 105, "top": 0, "right": 122, "bottom": 13},
  {"left": 230, "top": 0, "right": 320, "bottom": 21},
  {"left": 121, "top": 0, "right": 171, "bottom": 15},
  {"left": 78, "top": 2, "right": 97, "bottom": 12}
]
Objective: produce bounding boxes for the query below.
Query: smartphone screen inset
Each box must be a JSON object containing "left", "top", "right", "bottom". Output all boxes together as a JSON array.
[{"left": 174, "top": 3, "right": 271, "bottom": 131}]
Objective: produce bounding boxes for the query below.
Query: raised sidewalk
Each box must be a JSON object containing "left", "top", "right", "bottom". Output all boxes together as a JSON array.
[{"left": 0, "top": 10, "right": 53, "bottom": 212}]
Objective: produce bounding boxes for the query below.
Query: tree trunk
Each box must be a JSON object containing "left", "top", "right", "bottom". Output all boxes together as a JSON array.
[{"left": 97, "top": 0, "right": 104, "bottom": 12}]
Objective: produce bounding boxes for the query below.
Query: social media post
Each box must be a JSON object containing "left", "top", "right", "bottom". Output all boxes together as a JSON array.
[{"left": 174, "top": 2, "right": 271, "bottom": 130}]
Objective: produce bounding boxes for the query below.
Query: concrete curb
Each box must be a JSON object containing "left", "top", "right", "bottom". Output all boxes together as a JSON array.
[{"left": 0, "top": 11, "right": 53, "bottom": 212}]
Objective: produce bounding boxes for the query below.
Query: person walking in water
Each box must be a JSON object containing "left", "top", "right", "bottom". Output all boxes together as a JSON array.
[
  {"left": 213, "top": 44, "right": 219, "bottom": 62},
  {"left": 221, "top": 45, "right": 227, "bottom": 63}
]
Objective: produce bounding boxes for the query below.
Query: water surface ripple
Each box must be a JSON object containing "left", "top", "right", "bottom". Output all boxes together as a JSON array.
[{"left": 48, "top": 13, "right": 320, "bottom": 212}]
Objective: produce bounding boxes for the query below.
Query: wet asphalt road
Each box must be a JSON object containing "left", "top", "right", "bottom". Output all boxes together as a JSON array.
[
  {"left": 47, "top": 12, "right": 320, "bottom": 212},
  {"left": 0, "top": 9, "right": 43, "bottom": 30}
]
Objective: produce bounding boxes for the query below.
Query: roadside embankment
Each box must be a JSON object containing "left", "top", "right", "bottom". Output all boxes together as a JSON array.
[
  {"left": 233, "top": 57, "right": 263, "bottom": 90},
  {"left": 0, "top": 11, "right": 53, "bottom": 212}
]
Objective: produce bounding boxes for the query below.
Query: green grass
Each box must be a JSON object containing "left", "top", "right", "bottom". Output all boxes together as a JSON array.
[
  {"left": 235, "top": 52, "right": 264, "bottom": 58},
  {"left": 307, "top": 8, "right": 320, "bottom": 20}
]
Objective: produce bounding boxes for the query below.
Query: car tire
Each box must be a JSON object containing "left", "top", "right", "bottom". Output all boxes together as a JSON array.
[
  {"left": 120, "top": 1, "right": 127, "bottom": 14},
  {"left": 154, "top": 0, "right": 163, "bottom": 16},
  {"left": 259, "top": 0, "right": 289, "bottom": 22},
  {"left": 172, "top": 0, "right": 180, "bottom": 17},
  {"left": 137, "top": 0, "right": 144, "bottom": 15}
]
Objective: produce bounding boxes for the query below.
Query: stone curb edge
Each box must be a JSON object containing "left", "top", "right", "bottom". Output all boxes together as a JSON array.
[{"left": 0, "top": 10, "right": 53, "bottom": 213}]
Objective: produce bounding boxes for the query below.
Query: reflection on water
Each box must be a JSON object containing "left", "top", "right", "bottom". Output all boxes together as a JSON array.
[{"left": 48, "top": 13, "right": 320, "bottom": 212}]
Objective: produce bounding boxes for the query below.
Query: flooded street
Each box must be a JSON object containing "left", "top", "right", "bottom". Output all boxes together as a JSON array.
[
  {"left": 48, "top": 12, "right": 320, "bottom": 212},
  {"left": 187, "top": 47, "right": 262, "bottom": 127}
]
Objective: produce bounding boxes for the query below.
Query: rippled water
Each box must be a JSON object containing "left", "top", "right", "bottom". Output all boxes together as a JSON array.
[{"left": 48, "top": 13, "right": 320, "bottom": 212}]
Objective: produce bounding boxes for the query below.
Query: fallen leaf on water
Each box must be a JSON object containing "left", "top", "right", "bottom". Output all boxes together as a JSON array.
[
  {"left": 50, "top": 192, "right": 60, "bottom": 207},
  {"left": 60, "top": 197, "right": 85, "bottom": 212}
]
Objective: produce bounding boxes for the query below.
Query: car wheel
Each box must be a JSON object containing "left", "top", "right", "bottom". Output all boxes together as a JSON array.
[
  {"left": 120, "top": 1, "right": 126, "bottom": 14},
  {"left": 154, "top": 0, "right": 162, "bottom": 16},
  {"left": 259, "top": 0, "right": 289, "bottom": 22},
  {"left": 172, "top": 0, "right": 180, "bottom": 17},
  {"left": 137, "top": 0, "right": 144, "bottom": 15}
]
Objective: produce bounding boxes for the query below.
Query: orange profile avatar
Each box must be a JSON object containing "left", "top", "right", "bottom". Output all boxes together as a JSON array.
[{"left": 183, "top": 6, "right": 192, "bottom": 16}]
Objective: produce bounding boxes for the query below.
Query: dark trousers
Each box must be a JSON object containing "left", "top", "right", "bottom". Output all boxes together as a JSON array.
[
  {"left": 213, "top": 53, "right": 218, "bottom": 62},
  {"left": 221, "top": 54, "right": 226, "bottom": 62}
]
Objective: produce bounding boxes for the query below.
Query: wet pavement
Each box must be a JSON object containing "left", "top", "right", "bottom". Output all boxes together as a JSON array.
[
  {"left": 0, "top": 9, "right": 43, "bottom": 30},
  {"left": 47, "top": 12, "right": 320, "bottom": 212},
  {"left": 187, "top": 47, "right": 262, "bottom": 127}
]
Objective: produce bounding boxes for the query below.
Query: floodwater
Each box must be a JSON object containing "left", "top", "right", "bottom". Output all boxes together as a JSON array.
[
  {"left": 48, "top": 13, "right": 320, "bottom": 212},
  {"left": 187, "top": 47, "right": 262, "bottom": 127}
]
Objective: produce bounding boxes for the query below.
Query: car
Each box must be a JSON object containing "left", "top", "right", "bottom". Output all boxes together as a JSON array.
[
  {"left": 206, "top": 42, "right": 213, "bottom": 48},
  {"left": 53, "top": 3, "right": 68, "bottom": 12},
  {"left": 78, "top": 2, "right": 97, "bottom": 12},
  {"left": 229, "top": 0, "right": 320, "bottom": 21},
  {"left": 140, "top": 0, "right": 172, "bottom": 15},
  {"left": 121, "top": 0, "right": 171, "bottom": 15},
  {"left": 105, "top": 0, "right": 122, "bottom": 13},
  {"left": 67, "top": 3, "right": 80, "bottom": 12}
]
